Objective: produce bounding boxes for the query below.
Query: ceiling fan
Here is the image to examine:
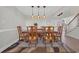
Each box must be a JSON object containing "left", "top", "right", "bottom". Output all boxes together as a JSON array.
[{"left": 57, "top": 12, "right": 63, "bottom": 16}]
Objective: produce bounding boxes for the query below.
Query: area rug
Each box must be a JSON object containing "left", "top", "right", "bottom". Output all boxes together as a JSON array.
[{"left": 31, "top": 47, "right": 47, "bottom": 53}]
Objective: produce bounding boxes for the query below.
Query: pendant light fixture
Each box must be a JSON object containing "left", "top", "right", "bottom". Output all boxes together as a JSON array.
[
  {"left": 43, "top": 6, "right": 46, "bottom": 18},
  {"left": 32, "top": 6, "right": 34, "bottom": 18},
  {"left": 31, "top": 6, "right": 46, "bottom": 19},
  {"left": 37, "top": 6, "right": 40, "bottom": 19}
]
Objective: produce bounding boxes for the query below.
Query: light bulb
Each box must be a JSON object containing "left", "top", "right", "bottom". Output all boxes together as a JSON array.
[
  {"left": 43, "top": 16, "right": 46, "bottom": 18},
  {"left": 32, "top": 16, "right": 34, "bottom": 18},
  {"left": 38, "top": 16, "right": 40, "bottom": 19}
]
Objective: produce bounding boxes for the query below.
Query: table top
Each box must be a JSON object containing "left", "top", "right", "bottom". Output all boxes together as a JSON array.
[{"left": 22, "top": 30, "right": 58, "bottom": 33}]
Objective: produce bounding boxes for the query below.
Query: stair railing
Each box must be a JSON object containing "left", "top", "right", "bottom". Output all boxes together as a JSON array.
[{"left": 65, "top": 13, "right": 79, "bottom": 33}]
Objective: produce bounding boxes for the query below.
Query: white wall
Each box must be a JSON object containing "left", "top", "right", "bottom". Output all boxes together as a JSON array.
[
  {"left": 0, "top": 29, "right": 18, "bottom": 52},
  {"left": 25, "top": 17, "right": 63, "bottom": 29},
  {"left": 0, "top": 7, "right": 26, "bottom": 29},
  {"left": 25, "top": 18, "right": 64, "bottom": 32},
  {"left": 0, "top": 7, "right": 26, "bottom": 52}
]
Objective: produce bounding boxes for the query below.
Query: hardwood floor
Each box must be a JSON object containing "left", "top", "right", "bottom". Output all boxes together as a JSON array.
[
  {"left": 2, "top": 41, "right": 68, "bottom": 53},
  {"left": 31, "top": 47, "right": 47, "bottom": 53}
]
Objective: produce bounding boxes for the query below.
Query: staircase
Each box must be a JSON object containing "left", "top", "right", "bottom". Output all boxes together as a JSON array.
[
  {"left": 63, "top": 13, "right": 79, "bottom": 52},
  {"left": 66, "top": 27, "right": 79, "bottom": 39}
]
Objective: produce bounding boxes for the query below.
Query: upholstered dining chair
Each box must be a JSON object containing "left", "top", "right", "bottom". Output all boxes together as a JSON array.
[
  {"left": 54, "top": 26, "right": 63, "bottom": 42},
  {"left": 17, "top": 26, "right": 28, "bottom": 41},
  {"left": 42, "top": 26, "right": 54, "bottom": 47},
  {"left": 27, "top": 26, "right": 38, "bottom": 47}
]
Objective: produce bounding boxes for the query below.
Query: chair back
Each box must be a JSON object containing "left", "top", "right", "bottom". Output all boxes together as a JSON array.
[
  {"left": 17, "top": 26, "right": 22, "bottom": 34},
  {"left": 43, "top": 26, "right": 54, "bottom": 32},
  {"left": 28, "top": 26, "right": 37, "bottom": 32},
  {"left": 42, "top": 26, "right": 54, "bottom": 42},
  {"left": 28, "top": 26, "right": 38, "bottom": 41},
  {"left": 58, "top": 26, "right": 63, "bottom": 34}
]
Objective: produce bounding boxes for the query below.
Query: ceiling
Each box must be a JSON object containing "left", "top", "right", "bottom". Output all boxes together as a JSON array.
[{"left": 15, "top": 6, "right": 79, "bottom": 19}]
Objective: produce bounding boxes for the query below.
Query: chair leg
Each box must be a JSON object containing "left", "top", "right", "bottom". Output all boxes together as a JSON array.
[
  {"left": 35, "top": 41, "right": 36, "bottom": 47},
  {"left": 43, "top": 40, "right": 44, "bottom": 44},
  {"left": 45, "top": 42, "right": 47, "bottom": 48},
  {"left": 54, "top": 36, "right": 55, "bottom": 42},
  {"left": 28, "top": 44, "right": 30, "bottom": 48},
  {"left": 51, "top": 42, "right": 53, "bottom": 47},
  {"left": 28, "top": 42, "right": 31, "bottom": 48},
  {"left": 43, "top": 39, "right": 45, "bottom": 44},
  {"left": 50, "top": 40, "right": 53, "bottom": 47},
  {"left": 60, "top": 36, "right": 62, "bottom": 42},
  {"left": 45, "top": 44, "right": 46, "bottom": 48},
  {"left": 37, "top": 39, "right": 38, "bottom": 44},
  {"left": 55, "top": 37, "right": 59, "bottom": 42}
]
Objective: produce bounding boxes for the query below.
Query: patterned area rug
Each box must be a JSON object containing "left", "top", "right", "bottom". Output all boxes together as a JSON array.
[
  {"left": 21, "top": 47, "right": 61, "bottom": 53},
  {"left": 31, "top": 47, "right": 47, "bottom": 53},
  {"left": 33, "top": 47, "right": 67, "bottom": 53},
  {"left": 2, "top": 41, "right": 68, "bottom": 53}
]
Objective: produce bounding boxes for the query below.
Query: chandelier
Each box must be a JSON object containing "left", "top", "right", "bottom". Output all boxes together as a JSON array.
[{"left": 31, "top": 6, "right": 46, "bottom": 19}]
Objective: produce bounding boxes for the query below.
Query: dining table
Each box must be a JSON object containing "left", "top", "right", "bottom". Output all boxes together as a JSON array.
[{"left": 21, "top": 27, "right": 59, "bottom": 40}]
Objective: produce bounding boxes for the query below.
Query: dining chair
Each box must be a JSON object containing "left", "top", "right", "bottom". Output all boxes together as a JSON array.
[
  {"left": 17, "top": 26, "right": 28, "bottom": 41},
  {"left": 27, "top": 26, "right": 38, "bottom": 47},
  {"left": 42, "top": 26, "right": 54, "bottom": 47},
  {"left": 54, "top": 26, "right": 63, "bottom": 42}
]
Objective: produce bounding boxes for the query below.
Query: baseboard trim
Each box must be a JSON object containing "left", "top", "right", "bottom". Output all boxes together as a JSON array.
[
  {"left": 63, "top": 43, "right": 76, "bottom": 53},
  {"left": 0, "top": 28, "right": 16, "bottom": 32},
  {"left": 0, "top": 39, "right": 19, "bottom": 53}
]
